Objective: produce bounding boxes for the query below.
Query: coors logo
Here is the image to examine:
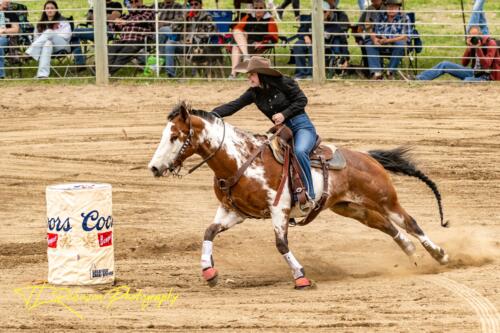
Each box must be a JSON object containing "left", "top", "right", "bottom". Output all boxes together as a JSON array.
[
  {"left": 47, "top": 233, "right": 58, "bottom": 248},
  {"left": 98, "top": 231, "right": 112, "bottom": 247}
]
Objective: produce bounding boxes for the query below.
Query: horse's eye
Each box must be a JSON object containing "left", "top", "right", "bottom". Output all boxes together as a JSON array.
[{"left": 170, "top": 134, "right": 179, "bottom": 142}]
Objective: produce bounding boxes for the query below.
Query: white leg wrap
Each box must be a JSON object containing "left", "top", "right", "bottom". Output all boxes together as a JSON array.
[
  {"left": 283, "top": 251, "right": 304, "bottom": 279},
  {"left": 417, "top": 234, "right": 438, "bottom": 251},
  {"left": 201, "top": 240, "right": 213, "bottom": 269},
  {"left": 394, "top": 231, "right": 416, "bottom": 256}
]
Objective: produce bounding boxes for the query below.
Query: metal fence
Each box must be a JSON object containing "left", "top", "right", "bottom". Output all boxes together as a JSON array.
[{"left": 0, "top": 0, "right": 498, "bottom": 84}]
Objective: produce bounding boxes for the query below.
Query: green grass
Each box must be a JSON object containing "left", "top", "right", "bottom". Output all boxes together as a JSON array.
[{"left": 8, "top": 0, "right": 500, "bottom": 81}]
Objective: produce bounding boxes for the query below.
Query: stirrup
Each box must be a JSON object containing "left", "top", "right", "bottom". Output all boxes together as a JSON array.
[
  {"left": 299, "top": 199, "right": 316, "bottom": 215},
  {"left": 288, "top": 218, "right": 297, "bottom": 227}
]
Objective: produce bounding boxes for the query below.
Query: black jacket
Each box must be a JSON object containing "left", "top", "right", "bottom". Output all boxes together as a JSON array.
[{"left": 212, "top": 76, "right": 308, "bottom": 121}]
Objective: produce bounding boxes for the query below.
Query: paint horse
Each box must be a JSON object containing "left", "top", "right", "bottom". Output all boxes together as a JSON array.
[{"left": 148, "top": 102, "right": 449, "bottom": 289}]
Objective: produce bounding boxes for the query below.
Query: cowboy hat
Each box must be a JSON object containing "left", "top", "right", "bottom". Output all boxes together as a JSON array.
[
  {"left": 234, "top": 56, "right": 283, "bottom": 77},
  {"left": 385, "top": 0, "right": 403, "bottom": 5}
]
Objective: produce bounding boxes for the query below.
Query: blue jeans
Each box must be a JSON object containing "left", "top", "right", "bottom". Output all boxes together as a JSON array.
[
  {"left": 416, "top": 61, "right": 489, "bottom": 81},
  {"left": 71, "top": 27, "right": 114, "bottom": 65},
  {"left": 0, "top": 36, "right": 8, "bottom": 78},
  {"left": 468, "top": 0, "right": 488, "bottom": 35},
  {"left": 365, "top": 39, "right": 406, "bottom": 75},
  {"left": 159, "top": 26, "right": 179, "bottom": 75},
  {"left": 164, "top": 40, "right": 184, "bottom": 77},
  {"left": 292, "top": 38, "right": 312, "bottom": 77},
  {"left": 285, "top": 114, "right": 317, "bottom": 200}
]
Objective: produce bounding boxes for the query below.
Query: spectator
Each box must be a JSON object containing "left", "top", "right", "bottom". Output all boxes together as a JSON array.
[
  {"left": 229, "top": 0, "right": 278, "bottom": 79},
  {"left": 355, "top": 0, "right": 386, "bottom": 76},
  {"left": 276, "top": 0, "right": 300, "bottom": 20},
  {"left": 164, "top": 0, "right": 215, "bottom": 77},
  {"left": 233, "top": 0, "right": 254, "bottom": 20},
  {"left": 365, "top": 0, "right": 409, "bottom": 79},
  {"left": 25, "top": 0, "right": 71, "bottom": 78},
  {"left": 71, "top": 0, "right": 123, "bottom": 72},
  {"left": 416, "top": 26, "right": 499, "bottom": 81},
  {"left": 468, "top": 0, "right": 488, "bottom": 36},
  {"left": 158, "top": 0, "right": 183, "bottom": 61},
  {"left": 108, "top": 0, "right": 154, "bottom": 76},
  {"left": 292, "top": 1, "right": 349, "bottom": 79},
  {"left": 0, "top": 0, "right": 20, "bottom": 79},
  {"left": 325, "top": 0, "right": 350, "bottom": 77}
]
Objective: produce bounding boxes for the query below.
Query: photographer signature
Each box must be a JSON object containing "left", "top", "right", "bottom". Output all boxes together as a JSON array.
[{"left": 14, "top": 284, "right": 179, "bottom": 319}]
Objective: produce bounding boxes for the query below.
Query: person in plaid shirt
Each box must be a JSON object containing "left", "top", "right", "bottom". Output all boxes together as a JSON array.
[
  {"left": 365, "top": 0, "right": 409, "bottom": 79},
  {"left": 108, "top": 0, "right": 154, "bottom": 75}
]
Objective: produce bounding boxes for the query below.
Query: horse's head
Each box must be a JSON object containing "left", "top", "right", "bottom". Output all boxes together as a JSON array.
[{"left": 148, "top": 102, "right": 203, "bottom": 177}]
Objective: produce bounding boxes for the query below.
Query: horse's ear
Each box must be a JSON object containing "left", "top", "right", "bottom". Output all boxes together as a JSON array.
[{"left": 180, "top": 101, "right": 190, "bottom": 121}]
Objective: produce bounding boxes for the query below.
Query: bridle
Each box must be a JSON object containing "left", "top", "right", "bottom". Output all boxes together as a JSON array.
[{"left": 167, "top": 113, "right": 226, "bottom": 177}]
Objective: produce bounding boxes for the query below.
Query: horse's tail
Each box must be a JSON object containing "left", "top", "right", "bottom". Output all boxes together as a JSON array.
[{"left": 368, "top": 147, "right": 448, "bottom": 228}]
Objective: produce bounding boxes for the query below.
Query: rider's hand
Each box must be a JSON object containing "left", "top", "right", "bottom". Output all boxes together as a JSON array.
[{"left": 272, "top": 113, "right": 285, "bottom": 125}]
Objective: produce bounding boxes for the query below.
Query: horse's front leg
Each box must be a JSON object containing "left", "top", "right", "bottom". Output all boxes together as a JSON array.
[
  {"left": 201, "top": 205, "right": 244, "bottom": 287},
  {"left": 271, "top": 206, "right": 313, "bottom": 289}
]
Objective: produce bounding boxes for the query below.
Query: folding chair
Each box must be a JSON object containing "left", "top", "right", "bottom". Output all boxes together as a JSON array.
[{"left": 52, "top": 16, "right": 75, "bottom": 78}]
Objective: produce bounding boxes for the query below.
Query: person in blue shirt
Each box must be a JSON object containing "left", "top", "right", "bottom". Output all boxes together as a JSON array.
[{"left": 365, "top": 0, "right": 409, "bottom": 79}]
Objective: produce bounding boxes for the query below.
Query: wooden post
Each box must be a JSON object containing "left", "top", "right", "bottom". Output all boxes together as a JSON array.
[
  {"left": 312, "top": 0, "right": 326, "bottom": 84},
  {"left": 94, "top": 0, "right": 109, "bottom": 85}
]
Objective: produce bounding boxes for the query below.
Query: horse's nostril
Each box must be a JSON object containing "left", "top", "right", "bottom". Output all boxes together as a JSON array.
[{"left": 151, "top": 166, "right": 159, "bottom": 176}]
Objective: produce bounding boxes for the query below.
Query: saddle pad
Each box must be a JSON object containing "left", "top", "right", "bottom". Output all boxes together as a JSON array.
[{"left": 269, "top": 136, "right": 346, "bottom": 170}]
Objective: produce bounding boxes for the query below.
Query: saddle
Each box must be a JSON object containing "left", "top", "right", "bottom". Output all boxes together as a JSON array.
[
  {"left": 268, "top": 128, "right": 346, "bottom": 170},
  {"left": 268, "top": 125, "right": 346, "bottom": 226}
]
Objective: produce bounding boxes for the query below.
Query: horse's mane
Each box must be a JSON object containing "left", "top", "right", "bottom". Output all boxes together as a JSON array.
[
  {"left": 168, "top": 101, "right": 266, "bottom": 143},
  {"left": 168, "top": 101, "right": 217, "bottom": 123}
]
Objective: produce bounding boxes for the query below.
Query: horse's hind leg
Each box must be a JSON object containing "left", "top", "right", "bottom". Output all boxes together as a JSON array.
[
  {"left": 387, "top": 204, "right": 449, "bottom": 265},
  {"left": 332, "top": 202, "right": 418, "bottom": 263}
]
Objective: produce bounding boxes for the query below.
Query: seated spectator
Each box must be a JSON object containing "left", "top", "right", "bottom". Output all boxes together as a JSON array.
[
  {"left": 164, "top": 0, "right": 215, "bottom": 77},
  {"left": 365, "top": 0, "right": 409, "bottom": 79},
  {"left": 276, "top": 0, "right": 300, "bottom": 20},
  {"left": 158, "top": 0, "right": 183, "bottom": 60},
  {"left": 229, "top": 0, "right": 278, "bottom": 79},
  {"left": 416, "top": 26, "right": 499, "bottom": 81},
  {"left": 468, "top": 0, "right": 488, "bottom": 36},
  {"left": 108, "top": 0, "right": 154, "bottom": 76},
  {"left": 0, "top": 0, "right": 20, "bottom": 79},
  {"left": 292, "top": 1, "right": 349, "bottom": 79},
  {"left": 325, "top": 0, "right": 350, "bottom": 77},
  {"left": 355, "top": 0, "right": 386, "bottom": 76},
  {"left": 25, "top": 0, "right": 71, "bottom": 78},
  {"left": 71, "top": 0, "right": 123, "bottom": 72}
]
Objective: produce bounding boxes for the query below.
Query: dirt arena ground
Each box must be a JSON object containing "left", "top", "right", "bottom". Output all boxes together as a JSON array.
[{"left": 0, "top": 82, "right": 499, "bottom": 332}]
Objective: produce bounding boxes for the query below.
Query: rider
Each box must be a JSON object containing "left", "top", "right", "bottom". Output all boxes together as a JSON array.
[{"left": 212, "top": 56, "right": 317, "bottom": 211}]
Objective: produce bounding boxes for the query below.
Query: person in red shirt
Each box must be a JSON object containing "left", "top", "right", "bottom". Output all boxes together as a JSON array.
[
  {"left": 416, "top": 26, "right": 499, "bottom": 81},
  {"left": 229, "top": 0, "right": 278, "bottom": 79}
]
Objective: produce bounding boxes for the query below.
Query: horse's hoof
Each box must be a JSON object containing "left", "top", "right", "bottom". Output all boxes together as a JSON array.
[
  {"left": 294, "top": 277, "right": 313, "bottom": 290},
  {"left": 202, "top": 267, "right": 218, "bottom": 287}
]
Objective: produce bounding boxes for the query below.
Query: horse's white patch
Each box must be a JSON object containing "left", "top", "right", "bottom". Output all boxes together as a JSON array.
[
  {"left": 202, "top": 119, "right": 250, "bottom": 168},
  {"left": 148, "top": 122, "right": 183, "bottom": 170},
  {"left": 212, "top": 204, "right": 244, "bottom": 227},
  {"left": 283, "top": 251, "right": 304, "bottom": 279},
  {"left": 388, "top": 212, "right": 406, "bottom": 229}
]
